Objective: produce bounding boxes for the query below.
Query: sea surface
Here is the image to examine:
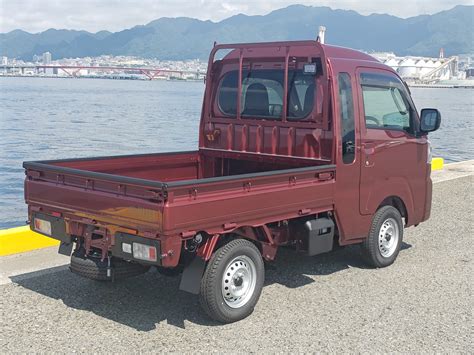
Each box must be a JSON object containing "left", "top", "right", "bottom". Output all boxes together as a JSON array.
[{"left": 1, "top": 77, "right": 473, "bottom": 229}]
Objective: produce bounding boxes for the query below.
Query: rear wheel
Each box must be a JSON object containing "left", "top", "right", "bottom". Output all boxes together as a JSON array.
[
  {"left": 199, "top": 239, "right": 264, "bottom": 323},
  {"left": 361, "top": 205, "right": 403, "bottom": 268}
]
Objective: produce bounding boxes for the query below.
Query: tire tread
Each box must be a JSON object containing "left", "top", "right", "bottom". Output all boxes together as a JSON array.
[
  {"left": 361, "top": 205, "right": 403, "bottom": 268},
  {"left": 199, "top": 239, "right": 264, "bottom": 323}
]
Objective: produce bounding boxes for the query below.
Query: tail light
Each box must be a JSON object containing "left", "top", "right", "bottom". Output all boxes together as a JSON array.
[
  {"left": 34, "top": 218, "right": 52, "bottom": 236},
  {"left": 132, "top": 242, "right": 157, "bottom": 262}
]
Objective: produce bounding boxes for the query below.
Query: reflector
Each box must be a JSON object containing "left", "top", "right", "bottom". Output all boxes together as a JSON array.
[{"left": 122, "top": 243, "right": 132, "bottom": 254}]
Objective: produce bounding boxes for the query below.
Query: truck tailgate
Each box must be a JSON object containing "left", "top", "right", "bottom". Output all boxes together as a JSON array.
[{"left": 24, "top": 162, "right": 166, "bottom": 232}]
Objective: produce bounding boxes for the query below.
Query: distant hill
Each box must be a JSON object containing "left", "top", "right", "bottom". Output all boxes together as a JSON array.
[{"left": 1, "top": 5, "right": 472, "bottom": 60}]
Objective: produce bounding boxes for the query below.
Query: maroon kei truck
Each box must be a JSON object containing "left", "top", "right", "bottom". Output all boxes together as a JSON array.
[{"left": 24, "top": 40, "right": 441, "bottom": 323}]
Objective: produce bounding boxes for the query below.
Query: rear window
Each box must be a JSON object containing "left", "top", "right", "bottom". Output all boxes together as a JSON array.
[{"left": 217, "top": 69, "right": 315, "bottom": 120}]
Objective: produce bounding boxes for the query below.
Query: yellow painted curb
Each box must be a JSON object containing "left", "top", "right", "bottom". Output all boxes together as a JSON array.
[
  {"left": 0, "top": 226, "right": 59, "bottom": 256},
  {"left": 432, "top": 157, "right": 444, "bottom": 171}
]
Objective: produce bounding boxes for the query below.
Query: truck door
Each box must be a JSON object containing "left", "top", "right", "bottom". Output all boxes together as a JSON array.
[
  {"left": 332, "top": 67, "right": 367, "bottom": 240},
  {"left": 356, "top": 68, "right": 429, "bottom": 223}
]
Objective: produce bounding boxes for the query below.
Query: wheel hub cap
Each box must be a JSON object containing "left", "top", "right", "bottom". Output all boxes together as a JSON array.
[
  {"left": 378, "top": 218, "right": 399, "bottom": 258},
  {"left": 221, "top": 255, "right": 257, "bottom": 308}
]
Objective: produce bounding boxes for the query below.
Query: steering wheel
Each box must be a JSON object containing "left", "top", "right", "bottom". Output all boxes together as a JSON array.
[{"left": 365, "top": 116, "right": 381, "bottom": 127}]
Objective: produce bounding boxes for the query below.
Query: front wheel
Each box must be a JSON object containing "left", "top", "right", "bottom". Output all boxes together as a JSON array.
[
  {"left": 199, "top": 239, "right": 264, "bottom": 323},
  {"left": 361, "top": 205, "right": 403, "bottom": 268}
]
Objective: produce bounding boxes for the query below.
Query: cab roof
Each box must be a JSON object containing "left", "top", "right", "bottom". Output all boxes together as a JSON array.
[
  {"left": 321, "top": 43, "right": 379, "bottom": 62},
  {"left": 211, "top": 40, "right": 379, "bottom": 65}
]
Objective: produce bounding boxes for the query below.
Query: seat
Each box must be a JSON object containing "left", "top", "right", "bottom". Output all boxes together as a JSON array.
[
  {"left": 242, "top": 83, "right": 269, "bottom": 117},
  {"left": 302, "top": 83, "right": 315, "bottom": 117}
]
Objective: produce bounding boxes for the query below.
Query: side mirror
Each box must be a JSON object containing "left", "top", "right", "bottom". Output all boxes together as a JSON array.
[{"left": 420, "top": 108, "right": 441, "bottom": 133}]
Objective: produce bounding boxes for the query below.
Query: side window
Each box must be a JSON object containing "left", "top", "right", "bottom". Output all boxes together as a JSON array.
[
  {"left": 338, "top": 73, "right": 355, "bottom": 164},
  {"left": 360, "top": 73, "right": 414, "bottom": 132}
]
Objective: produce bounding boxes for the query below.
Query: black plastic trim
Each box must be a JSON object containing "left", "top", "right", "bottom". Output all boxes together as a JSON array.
[
  {"left": 169, "top": 164, "right": 336, "bottom": 187},
  {"left": 24, "top": 152, "right": 335, "bottom": 190},
  {"left": 25, "top": 150, "right": 198, "bottom": 165}
]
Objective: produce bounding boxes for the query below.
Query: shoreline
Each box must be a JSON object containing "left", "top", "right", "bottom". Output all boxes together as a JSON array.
[
  {"left": 0, "top": 74, "right": 203, "bottom": 82},
  {"left": 1, "top": 74, "right": 473, "bottom": 87}
]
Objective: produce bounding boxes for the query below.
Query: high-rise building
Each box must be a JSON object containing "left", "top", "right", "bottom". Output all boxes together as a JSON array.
[
  {"left": 1, "top": 56, "right": 7, "bottom": 65},
  {"left": 42, "top": 52, "right": 52, "bottom": 64}
]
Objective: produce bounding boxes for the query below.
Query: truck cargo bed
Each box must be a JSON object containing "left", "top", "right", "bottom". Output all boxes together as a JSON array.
[{"left": 24, "top": 150, "right": 335, "bottom": 240}]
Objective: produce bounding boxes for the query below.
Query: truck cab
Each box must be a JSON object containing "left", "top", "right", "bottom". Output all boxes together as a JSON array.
[{"left": 24, "top": 40, "right": 440, "bottom": 323}]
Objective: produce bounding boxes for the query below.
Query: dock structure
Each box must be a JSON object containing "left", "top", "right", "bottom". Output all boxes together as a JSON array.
[{"left": 0, "top": 160, "right": 472, "bottom": 352}]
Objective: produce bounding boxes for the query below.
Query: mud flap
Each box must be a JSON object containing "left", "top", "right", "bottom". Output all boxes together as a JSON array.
[
  {"left": 58, "top": 241, "right": 74, "bottom": 256},
  {"left": 179, "top": 257, "right": 206, "bottom": 294}
]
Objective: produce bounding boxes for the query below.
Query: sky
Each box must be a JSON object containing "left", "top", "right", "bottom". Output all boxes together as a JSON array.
[{"left": 0, "top": 0, "right": 471, "bottom": 33}]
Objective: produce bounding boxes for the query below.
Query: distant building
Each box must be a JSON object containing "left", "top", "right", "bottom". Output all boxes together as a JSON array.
[
  {"left": 42, "top": 52, "right": 52, "bottom": 65},
  {"left": 371, "top": 52, "right": 458, "bottom": 83},
  {"left": 1, "top": 56, "right": 7, "bottom": 65}
]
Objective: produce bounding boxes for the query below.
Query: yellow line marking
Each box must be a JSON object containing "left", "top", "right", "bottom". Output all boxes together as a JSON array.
[
  {"left": 432, "top": 157, "right": 444, "bottom": 171},
  {"left": 0, "top": 226, "right": 59, "bottom": 256}
]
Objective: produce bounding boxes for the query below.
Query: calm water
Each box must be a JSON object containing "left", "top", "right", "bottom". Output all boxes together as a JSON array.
[{"left": 0, "top": 77, "right": 472, "bottom": 229}]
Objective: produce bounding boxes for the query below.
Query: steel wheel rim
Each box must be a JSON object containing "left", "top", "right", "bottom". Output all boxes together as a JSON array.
[
  {"left": 221, "top": 255, "right": 257, "bottom": 308},
  {"left": 378, "top": 217, "right": 399, "bottom": 258}
]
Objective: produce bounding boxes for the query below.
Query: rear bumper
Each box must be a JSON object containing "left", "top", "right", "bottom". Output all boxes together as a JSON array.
[{"left": 31, "top": 212, "right": 163, "bottom": 266}]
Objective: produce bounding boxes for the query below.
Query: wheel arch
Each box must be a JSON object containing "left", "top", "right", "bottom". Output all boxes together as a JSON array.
[{"left": 377, "top": 196, "right": 409, "bottom": 225}]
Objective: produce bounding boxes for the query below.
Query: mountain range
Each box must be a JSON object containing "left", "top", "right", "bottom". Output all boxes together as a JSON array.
[{"left": 1, "top": 5, "right": 472, "bottom": 61}]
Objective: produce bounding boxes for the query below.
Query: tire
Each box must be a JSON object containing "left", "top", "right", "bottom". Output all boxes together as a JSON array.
[
  {"left": 199, "top": 239, "right": 265, "bottom": 323},
  {"left": 70, "top": 249, "right": 150, "bottom": 281},
  {"left": 361, "top": 205, "right": 403, "bottom": 268}
]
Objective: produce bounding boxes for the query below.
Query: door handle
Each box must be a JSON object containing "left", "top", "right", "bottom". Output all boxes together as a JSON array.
[
  {"left": 362, "top": 142, "right": 375, "bottom": 167},
  {"left": 364, "top": 147, "right": 375, "bottom": 155},
  {"left": 362, "top": 143, "right": 376, "bottom": 155},
  {"left": 317, "top": 172, "right": 333, "bottom": 181}
]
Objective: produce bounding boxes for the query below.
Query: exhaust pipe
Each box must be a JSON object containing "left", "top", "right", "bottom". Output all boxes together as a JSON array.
[{"left": 317, "top": 26, "right": 326, "bottom": 44}]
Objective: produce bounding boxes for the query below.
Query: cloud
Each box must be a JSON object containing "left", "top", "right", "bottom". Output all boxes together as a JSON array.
[{"left": 0, "top": 0, "right": 471, "bottom": 33}]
